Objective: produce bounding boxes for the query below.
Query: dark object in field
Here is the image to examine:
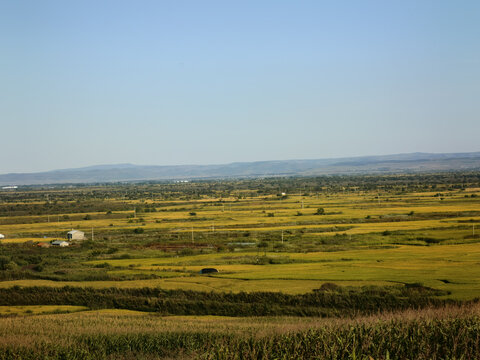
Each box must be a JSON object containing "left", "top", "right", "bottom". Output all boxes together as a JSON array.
[{"left": 200, "top": 268, "right": 219, "bottom": 274}]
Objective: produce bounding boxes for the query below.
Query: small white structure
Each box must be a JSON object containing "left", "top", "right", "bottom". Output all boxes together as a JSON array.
[
  {"left": 67, "top": 230, "right": 85, "bottom": 241},
  {"left": 0, "top": 234, "right": 4, "bottom": 239},
  {"left": 51, "top": 240, "right": 69, "bottom": 247}
]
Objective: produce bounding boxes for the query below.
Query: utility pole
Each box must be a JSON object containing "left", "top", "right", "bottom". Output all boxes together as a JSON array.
[
  {"left": 92, "top": 227, "right": 94, "bottom": 242},
  {"left": 301, "top": 200, "right": 304, "bottom": 209},
  {"left": 134, "top": 207, "right": 136, "bottom": 219},
  {"left": 191, "top": 227, "right": 194, "bottom": 244},
  {"left": 281, "top": 230, "right": 284, "bottom": 243}
]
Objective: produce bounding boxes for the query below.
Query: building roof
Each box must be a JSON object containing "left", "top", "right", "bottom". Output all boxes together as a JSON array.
[
  {"left": 67, "top": 230, "right": 84, "bottom": 235},
  {"left": 51, "top": 240, "right": 69, "bottom": 245}
]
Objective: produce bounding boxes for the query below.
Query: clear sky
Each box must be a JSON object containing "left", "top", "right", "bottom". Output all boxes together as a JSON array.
[{"left": 0, "top": 1, "right": 479, "bottom": 173}]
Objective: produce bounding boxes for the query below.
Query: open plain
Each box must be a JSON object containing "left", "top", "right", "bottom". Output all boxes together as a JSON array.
[{"left": 1, "top": 173, "right": 480, "bottom": 358}]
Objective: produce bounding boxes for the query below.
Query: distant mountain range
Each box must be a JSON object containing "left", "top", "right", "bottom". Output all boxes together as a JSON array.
[{"left": 1, "top": 152, "right": 480, "bottom": 186}]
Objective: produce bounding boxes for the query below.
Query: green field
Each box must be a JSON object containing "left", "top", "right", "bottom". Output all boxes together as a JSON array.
[
  {"left": 1, "top": 175, "right": 480, "bottom": 299},
  {"left": 1, "top": 174, "right": 480, "bottom": 358}
]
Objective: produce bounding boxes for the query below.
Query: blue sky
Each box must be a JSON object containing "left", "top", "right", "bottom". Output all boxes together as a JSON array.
[{"left": 0, "top": 1, "right": 479, "bottom": 173}]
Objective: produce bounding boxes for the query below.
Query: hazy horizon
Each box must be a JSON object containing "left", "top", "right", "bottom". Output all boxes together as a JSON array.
[
  {"left": 1, "top": 150, "right": 480, "bottom": 176},
  {"left": 1, "top": 1, "right": 479, "bottom": 173}
]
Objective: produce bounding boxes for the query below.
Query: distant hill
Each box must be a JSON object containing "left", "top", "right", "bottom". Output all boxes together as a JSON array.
[{"left": 1, "top": 152, "right": 480, "bottom": 186}]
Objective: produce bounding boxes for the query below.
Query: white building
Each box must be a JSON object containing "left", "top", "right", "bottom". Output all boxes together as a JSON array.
[
  {"left": 67, "top": 230, "right": 85, "bottom": 240},
  {"left": 0, "top": 234, "right": 4, "bottom": 239},
  {"left": 51, "top": 240, "right": 69, "bottom": 247}
]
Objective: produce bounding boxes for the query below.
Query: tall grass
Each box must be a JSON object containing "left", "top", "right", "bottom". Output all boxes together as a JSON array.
[{"left": 1, "top": 316, "right": 479, "bottom": 359}]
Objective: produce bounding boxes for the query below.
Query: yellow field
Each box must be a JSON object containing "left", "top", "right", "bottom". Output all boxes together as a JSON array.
[
  {"left": 1, "top": 186, "right": 479, "bottom": 300},
  {"left": 0, "top": 305, "right": 87, "bottom": 316},
  {"left": 0, "top": 237, "right": 55, "bottom": 243},
  {"left": 1, "top": 191, "right": 478, "bottom": 236},
  {"left": 0, "top": 243, "right": 477, "bottom": 299},
  {"left": 73, "top": 244, "right": 479, "bottom": 299}
]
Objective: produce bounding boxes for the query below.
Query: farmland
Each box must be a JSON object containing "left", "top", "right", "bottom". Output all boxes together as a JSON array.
[{"left": 1, "top": 173, "right": 480, "bottom": 358}]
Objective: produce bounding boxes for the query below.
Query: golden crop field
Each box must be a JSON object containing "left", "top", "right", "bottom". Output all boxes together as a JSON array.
[
  {"left": 1, "top": 176, "right": 480, "bottom": 359},
  {"left": 0, "top": 178, "right": 479, "bottom": 300}
]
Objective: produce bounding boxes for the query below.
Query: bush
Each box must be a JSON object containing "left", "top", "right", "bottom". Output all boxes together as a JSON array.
[
  {"left": 32, "top": 264, "right": 43, "bottom": 272},
  {"left": 107, "top": 247, "right": 118, "bottom": 254},
  {"left": 0, "top": 256, "right": 11, "bottom": 271},
  {"left": 94, "top": 263, "right": 111, "bottom": 269},
  {"left": 318, "top": 282, "right": 341, "bottom": 292},
  {"left": 133, "top": 227, "right": 144, "bottom": 234}
]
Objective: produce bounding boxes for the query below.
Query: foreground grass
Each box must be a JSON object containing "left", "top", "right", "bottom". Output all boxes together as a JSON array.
[{"left": 1, "top": 304, "right": 480, "bottom": 359}]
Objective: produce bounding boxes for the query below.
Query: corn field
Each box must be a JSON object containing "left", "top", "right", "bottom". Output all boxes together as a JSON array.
[{"left": 1, "top": 315, "right": 480, "bottom": 359}]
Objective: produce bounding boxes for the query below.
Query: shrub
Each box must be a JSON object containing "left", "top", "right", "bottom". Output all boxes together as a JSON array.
[
  {"left": 318, "top": 282, "right": 341, "bottom": 292},
  {"left": 32, "top": 264, "right": 43, "bottom": 272},
  {"left": 257, "top": 241, "right": 269, "bottom": 248}
]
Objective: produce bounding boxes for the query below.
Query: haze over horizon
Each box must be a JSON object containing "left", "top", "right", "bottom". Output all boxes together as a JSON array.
[
  {"left": 2, "top": 150, "right": 480, "bottom": 176},
  {"left": 1, "top": 1, "right": 479, "bottom": 173}
]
